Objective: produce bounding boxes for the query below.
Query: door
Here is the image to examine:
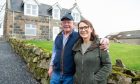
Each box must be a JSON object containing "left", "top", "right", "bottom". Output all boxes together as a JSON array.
[
  {"left": 0, "top": 23, "right": 3, "bottom": 37},
  {"left": 53, "top": 27, "right": 60, "bottom": 41}
]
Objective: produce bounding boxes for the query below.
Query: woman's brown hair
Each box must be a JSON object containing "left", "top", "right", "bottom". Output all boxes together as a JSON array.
[{"left": 78, "top": 19, "right": 97, "bottom": 42}]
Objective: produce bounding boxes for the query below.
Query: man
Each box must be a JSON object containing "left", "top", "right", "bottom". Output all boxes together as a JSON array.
[{"left": 48, "top": 13, "right": 109, "bottom": 84}]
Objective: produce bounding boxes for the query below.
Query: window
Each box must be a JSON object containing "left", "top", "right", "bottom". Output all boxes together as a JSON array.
[
  {"left": 53, "top": 8, "right": 60, "bottom": 20},
  {"left": 32, "top": 5, "right": 38, "bottom": 15},
  {"left": 24, "top": 4, "right": 38, "bottom": 16},
  {"left": 72, "top": 13, "right": 80, "bottom": 22},
  {"left": 126, "top": 34, "right": 131, "bottom": 37},
  {"left": 26, "top": 4, "right": 31, "bottom": 15},
  {"left": 25, "top": 24, "right": 36, "bottom": 36}
]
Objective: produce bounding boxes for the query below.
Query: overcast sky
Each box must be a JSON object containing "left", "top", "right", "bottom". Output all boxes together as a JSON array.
[{"left": 39, "top": 0, "right": 140, "bottom": 37}]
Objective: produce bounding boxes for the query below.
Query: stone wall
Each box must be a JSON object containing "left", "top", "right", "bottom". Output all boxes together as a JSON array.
[
  {"left": 118, "top": 39, "right": 140, "bottom": 45},
  {"left": 9, "top": 38, "right": 51, "bottom": 84},
  {"left": 9, "top": 38, "right": 140, "bottom": 84},
  {"left": 108, "top": 65, "right": 140, "bottom": 84}
]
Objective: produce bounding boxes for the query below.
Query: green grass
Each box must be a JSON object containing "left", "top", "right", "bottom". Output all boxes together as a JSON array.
[
  {"left": 25, "top": 40, "right": 53, "bottom": 51},
  {"left": 109, "top": 43, "right": 140, "bottom": 71},
  {"left": 25, "top": 40, "right": 140, "bottom": 71}
]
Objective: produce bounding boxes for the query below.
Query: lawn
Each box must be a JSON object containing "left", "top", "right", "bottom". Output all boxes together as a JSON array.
[
  {"left": 109, "top": 43, "right": 140, "bottom": 71},
  {"left": 25, "top": 40, "right": 140, "bottom": 71},
  {"left": 25, "top": 40, "right": 53, "bottom": 51}
]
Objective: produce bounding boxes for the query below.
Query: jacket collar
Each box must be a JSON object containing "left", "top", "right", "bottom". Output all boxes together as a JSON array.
[{"left": 72, "top": 37, "right": 100, "bottom": 52}]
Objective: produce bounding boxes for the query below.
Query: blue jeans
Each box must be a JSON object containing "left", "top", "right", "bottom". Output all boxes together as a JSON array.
[{"left": 50, "top": 71, "right": 74, "bottom": 84}]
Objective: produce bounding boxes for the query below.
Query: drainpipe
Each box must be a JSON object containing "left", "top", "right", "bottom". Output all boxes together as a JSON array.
[
  {"left": 48, "top": 16, "right": 50, "bottom": 40},
  {"left": 12, "top": 10, "right": 14, "bottom": 37}
]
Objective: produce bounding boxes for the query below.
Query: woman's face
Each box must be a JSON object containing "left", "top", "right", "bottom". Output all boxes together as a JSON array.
[{"left": 78, "top": 22, "right": 92, "bottom": 39}]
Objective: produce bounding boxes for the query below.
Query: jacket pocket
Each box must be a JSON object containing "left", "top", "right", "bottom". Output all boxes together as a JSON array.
[{"left": 93, "top": 72, "right": 99, "bottom": 84}]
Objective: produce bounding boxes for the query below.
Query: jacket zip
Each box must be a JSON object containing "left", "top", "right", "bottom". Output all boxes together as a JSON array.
[
  {"left": 81, "top": 53, "right": 84, "bottom": 84},
  {"left": 60, "top": 34, "right": 70, "bottom": 75},
  {"left": 60, "top": 47, "right": 65, "bottom": 74}
]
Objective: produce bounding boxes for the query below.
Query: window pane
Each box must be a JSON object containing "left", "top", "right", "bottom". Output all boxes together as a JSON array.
[
  {"left": 54, "top": 14, "right": 58, "bottom": 18},
  {"left": 27, "top": 9, "right": 31, "bottom": 14},
  {"left": 54, "top": 9, "right": 60, "bottom": 19},
  {"left": 26, "top": 24, "right": 30, "bottom": 28},
  {"left": 32, "top": 5, "right": 37, "bottom": 9},
  {"left": 27, "top": 4, "right": 31, "bottom": 8},
  {"left": 73, "top": 13, "right": 76, "bottom": 21},
  {"left": 32, "top": 5, "right": 38, "bottom": 15},
  {"left": 32, "top": 25, "right": 36, "bottom": 28},
  {"left": 32, "top": 10, "right": 37, "bottom": 15},
  {"left": 25, "top": 29, "right": 36, "bottom": 35},
  {"left": 73, "top": 13, "right": 80, "bottom": 22},
  {"left": 76, "top": 13, "right": 79, "bottom": 21},
  {"left": 25, "top": 24, "right": 36, "bottom": 36},
  {"left": 54, "top": 9, "right": 59, "bottom": 13}
]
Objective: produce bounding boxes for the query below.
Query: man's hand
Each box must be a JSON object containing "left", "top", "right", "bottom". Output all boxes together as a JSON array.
[
  {"left": 100, "top": 38, "right": 109, "bottom": 51},
  {"left": 48, "top": 66, "right": 53, "bottom": 77}
]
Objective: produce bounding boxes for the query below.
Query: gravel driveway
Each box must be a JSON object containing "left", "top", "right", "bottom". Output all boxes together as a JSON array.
[{"left": 0, "top": 40, "right": 39, "bottom": 84}]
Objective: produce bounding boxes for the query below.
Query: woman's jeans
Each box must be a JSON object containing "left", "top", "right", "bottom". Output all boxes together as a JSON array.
[{"left": 50, "top": 71, "right": 74, "bottom": 84}]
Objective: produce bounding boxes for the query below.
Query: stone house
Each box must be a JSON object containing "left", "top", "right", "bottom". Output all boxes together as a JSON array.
[
  {"left": 3, "top": 0, "right": 82, "bottom": 40},
  {"left": 106, "top": 30, "right": 140, "bottom": 45}
]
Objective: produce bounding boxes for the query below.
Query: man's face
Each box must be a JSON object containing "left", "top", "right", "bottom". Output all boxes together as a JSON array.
[{"left": 61, "top": 20, "right": 74, "bottom": 33}]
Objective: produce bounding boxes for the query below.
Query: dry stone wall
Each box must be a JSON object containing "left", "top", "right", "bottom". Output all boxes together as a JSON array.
[
  {"left": 9, "top": 38, "right": 51, "bottom": 84},
  {"left": 9, "top": 38, "right": 140, "bottom": 84}
]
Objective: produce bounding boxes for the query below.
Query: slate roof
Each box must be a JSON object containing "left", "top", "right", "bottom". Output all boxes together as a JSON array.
[
  {"left": 9, "top": 0, "right": 80, "bottom": 18},
  {"left": 107, "top": 30, "right": 140, "bottom": 39},
  {"left": 118, "top": 30, "right": 140, "bottom": 39},
  {"left": 10, "top": 0, "right": 24, "bottom": 12}
]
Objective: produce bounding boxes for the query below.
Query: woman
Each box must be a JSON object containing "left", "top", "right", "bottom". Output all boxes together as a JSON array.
[{"left": 72, "top": 20, "right": 112, "bottom": 84}]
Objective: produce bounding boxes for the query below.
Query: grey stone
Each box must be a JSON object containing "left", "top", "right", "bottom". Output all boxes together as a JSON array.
[
  {"left": 37, "top": 59, "right": 48, "bottom": 69},
  {"left": 33, "top": 57, "right": 38, "bottom": 63},
  {"left": 41, "top": 78, "right": 48, "bottom": 84},
  {"left": 115, "top": 59, "right": 125, "bottom": 68}
]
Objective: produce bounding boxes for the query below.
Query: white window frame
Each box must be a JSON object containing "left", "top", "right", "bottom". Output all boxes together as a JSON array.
[
  {"left": 24, "top": 4, "right": 38, "bottom": 16},
  {"left": 25, "top": 24, "right": 36, "bottom": 36},
  {"left": 53, "top": 8, "right": 60, "bottom": 20},
  {"left": 72, "top": 12, "right": 80, "bottom": 22},
  {"left": 0, "top": 23, "right": 3, "bottom": 36}
]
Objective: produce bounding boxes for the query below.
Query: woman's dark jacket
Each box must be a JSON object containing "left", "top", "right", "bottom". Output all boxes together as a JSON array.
[{"left": 72, "top": 38, "right": 112, "bottom": 84}]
